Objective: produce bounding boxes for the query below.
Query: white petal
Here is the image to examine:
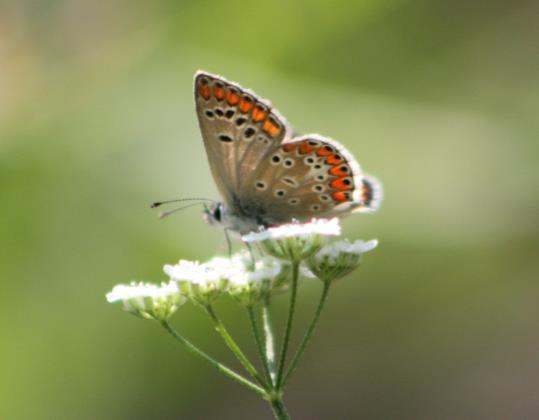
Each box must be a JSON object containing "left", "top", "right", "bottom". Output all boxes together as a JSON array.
[{"left": 242, "top": 218, "right": 341, "bottom": 242}]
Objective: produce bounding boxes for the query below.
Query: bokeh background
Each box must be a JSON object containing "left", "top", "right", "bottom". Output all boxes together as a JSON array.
[{"left": 1, "top": 1, "right": 538, "bottom": 419}]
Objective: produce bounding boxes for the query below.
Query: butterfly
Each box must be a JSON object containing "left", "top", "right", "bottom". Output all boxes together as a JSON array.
[{"left": 195, "top": 71, "right": 381, "bottom": 235}]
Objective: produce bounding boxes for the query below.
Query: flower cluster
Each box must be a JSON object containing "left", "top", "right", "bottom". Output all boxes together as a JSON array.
[
  {"left": 307, "top": 239, "right": 378, "bottom": 282},
  {"left": 243, "top": 218, "right": 341, "bottom": 261},
  {"left": 106, "top": 218, "right": 377, "bottom": 321},
  {"left": 106, "top": 281, "right": 184, "bottom": 321}
]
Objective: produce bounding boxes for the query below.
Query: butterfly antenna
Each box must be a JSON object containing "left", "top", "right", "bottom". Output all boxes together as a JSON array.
[
  {"left": 151, "top": 197, "right": 215, "bottom": 208},
  {"left": 158, "top": 202, "right": 205, "bottom": 219}
]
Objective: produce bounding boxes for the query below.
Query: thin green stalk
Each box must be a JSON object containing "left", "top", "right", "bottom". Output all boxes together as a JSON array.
[
  {"left": 282, "top": 281, "right": 331, "bottom": 387},
  {"left": 263, "top": 296, "right": 277, "bottom": 384},
  {"left": 276, "top": 260, "right": 300, "bottom": 389},
  {"left": 160, "top": 321, "right": 266, "bottom": 397},
  {"left": 269, "top": 395, "right": 291, "bottom": 420},
  {"left": 247, "top": 306, "right": 273, "bottom": 387},
  {"left": 204, "top": 305, "right": 269, "bottom": 389}
]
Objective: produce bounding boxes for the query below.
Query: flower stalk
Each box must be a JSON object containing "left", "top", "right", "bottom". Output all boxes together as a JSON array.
[
  {"left": 161, "top": 321, "right": 266, "bottom": 397},
  {"left": 282, "top": 281, "right": 331, "bottom": 387},
  {"left": 247, "top": 306, "right": 274, "bottom": 386},
  {"left": 275, "top": 260, "right": 300, "bottom": 389},
  {"left": 204, "top": 304, "right": 269, "bottom": 389}
]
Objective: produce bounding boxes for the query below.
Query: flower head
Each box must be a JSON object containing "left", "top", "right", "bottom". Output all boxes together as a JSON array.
[
  {"left": 242, "top": 218, "right": 341, "bottom": 242},
  {"left": 226, "top": 252, "right": 284, "bottom": 306},
  {"left": 106, "top": 281, "right": 184, "bottom": 321},
  {"left": 164, "top": 259, "right": 230, "bottom": 306},
  {"left": 242, "top": 218, "right": 341, "bottom": 262},
  {"left": 307, "top": 239, "right": 378, "bottom": 282}
]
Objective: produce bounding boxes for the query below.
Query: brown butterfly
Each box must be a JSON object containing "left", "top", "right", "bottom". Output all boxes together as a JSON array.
[{"left": 194, "top": 71, "right": 381, "bottom": 235}]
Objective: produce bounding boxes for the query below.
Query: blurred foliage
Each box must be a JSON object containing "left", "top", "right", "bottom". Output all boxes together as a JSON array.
[{"left": 1, "top": 0, "right": 538, "bottom": 419}]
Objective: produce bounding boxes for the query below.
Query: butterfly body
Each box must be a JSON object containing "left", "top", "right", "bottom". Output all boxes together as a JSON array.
[{"left": 195, "top": 71, "right": 381, "bottom": 235}]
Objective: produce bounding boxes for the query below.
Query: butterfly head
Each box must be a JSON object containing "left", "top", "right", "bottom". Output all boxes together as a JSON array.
[{"left": 203, "top": 202, "right": 226, "bottom": 227}]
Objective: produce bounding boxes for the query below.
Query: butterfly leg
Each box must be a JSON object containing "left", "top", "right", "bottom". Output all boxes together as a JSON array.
[{"left": 224, "top": 228, "right": 233, "bottom": 257}]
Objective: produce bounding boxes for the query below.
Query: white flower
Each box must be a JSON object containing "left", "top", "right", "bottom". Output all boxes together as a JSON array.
[
  {"left": 242, "top": 218, "right": 341, "bottom": 242},
  {"left": 242, "top": 219, "right": 341, "bottom": 262},
  {"left": 164, "top": 259, "right": 231, "bottom": 305},
  {"left": 315, "top": 239, "right": 378, "bottom": 263},
  {"left": 164, "top": 260, "right": 222, "bottom": 284},
  {"left": 106, "top": 281, "right": 184, "bottom": 321},
  {"left": 307, "top": 239, "right": 378, "bottom": 282}
]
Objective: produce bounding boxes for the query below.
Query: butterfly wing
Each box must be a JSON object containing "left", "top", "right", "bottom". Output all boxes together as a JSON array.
[
  {"left": 194, "top": 71, "right": 290, "bottom": 207},
  {"left": 240, "top": 134, "right": 381, "bottom": 226}
]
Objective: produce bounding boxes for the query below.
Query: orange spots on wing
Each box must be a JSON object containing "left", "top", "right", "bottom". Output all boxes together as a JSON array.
[
  {"left": 239, "top": 97, "right": 254, "bottom": 113},
  {"left": 282, "top": 143, "right": 297, "bottom": 152},
  {"left": 214, "top": 87, "right": 226, "bottom": 101},
  {"left": 329, "top": 165, "right": 349, "bottom": 176},
  {"left": 298, "top": 142, "right": 314, "bottom": 154},
  {"left": 199, "top": 84, "right": 211, "bottom": 99},
  {"left": 263, "top": 118, "right": 281, "bottom": 138},
  {"left": 330, "top": 178, "right": 353, "bottom": 191},
  {"left": 332, "top": 191, "right": 349, "bottom": 202},
  {"left": 252, "top": 106, "right": 268, "bottom": 122},
  {"left": 227, "top": 90, "right": 240, "bottom": 105},
  {"left": 326, "top": 154, "right": 342, "bottom": 165},
  {"left": 316, "top": 146, "right": 333, "bottom": 156}
]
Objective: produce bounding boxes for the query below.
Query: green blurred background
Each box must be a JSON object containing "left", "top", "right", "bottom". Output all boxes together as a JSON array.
[{"left": 1, "top": 1, "right": 538, "bottom": 419}]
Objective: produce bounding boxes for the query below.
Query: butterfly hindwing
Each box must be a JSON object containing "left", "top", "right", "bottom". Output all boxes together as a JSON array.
[{"left": 239, "top": 135, "right": 375, "bottom": 225}]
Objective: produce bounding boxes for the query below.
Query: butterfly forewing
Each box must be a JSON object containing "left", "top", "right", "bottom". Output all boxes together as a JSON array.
[{"left": 194, "top": 72, "right": 289, "bottom": 208}]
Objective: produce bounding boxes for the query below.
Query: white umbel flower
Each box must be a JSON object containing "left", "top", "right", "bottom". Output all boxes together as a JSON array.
[
  {"left": 242, "top": 218, "right": 341, "bottom": 242},
  {"left": 227, "top": 252, "right": 284, "bottom": 306},
  {"left": 242, "top": 219, "right": 341, "bottom": 262},
  {"left": 315, "top": 239, "right": 378, "bottom": 263},
  {"left": 307, "top": 239, "right": 378, "bottom": 282},
  {"left": 106, "top": 281, "right": 184, "bottom": 321},
  {"left": 164, "top": 259, "right": 231, "bottom": 305}
]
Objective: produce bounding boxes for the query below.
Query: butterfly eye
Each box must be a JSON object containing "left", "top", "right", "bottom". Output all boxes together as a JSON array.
[
  {"left": 310, "top": 204, "right": 322, "bottom": 212},
  {"left": 312, "top": 185, "right": 324, "bottom": 192},
  {"left": 319, "top": 194, "right": 331, "bottom": 202},
  {"left": 274, "top": 189, "right": 286, "bottom": 197},
  {"left": 284, "top": 159, "right": 294, "bottom": 168},
  {"left": 213, "top": 205, "right": 222, "bottom": 222},
  {"left": 224, "top": 109, "right": 235, "bottom": 119},
  {"left": 205, "top": 110, "right": 214, "bottom": 118},
  {"left": 288, "top": 198, "right": 300, "bottom": 205},
  {"left": 316, "top": 174, "right": 327, "bottom": 181},
  {"left": 214, "top": 108, "right": 224, "bottom": 117}
]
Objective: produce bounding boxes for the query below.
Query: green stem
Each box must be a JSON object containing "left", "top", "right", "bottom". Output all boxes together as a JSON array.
[
  {"left": 205, "top": 305, "right": 269, "bottom": 390},
  {"left": 247, "top": 306, "right": 273, "bottom": 387},
  {"left": 269, "top": 394, "right": 291, "bottom": 420},
  {"left": 282, "top": 281, "right": 331, "bottom": 387},
  {"left": 160, "top": 321, "right": 266, "bottom": 397},
  {"left": 276, "top": 260, "right": 300, "bottom": 389},
  {"left": 263, "top": 296, "right": 277, "bottom": 384}
]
